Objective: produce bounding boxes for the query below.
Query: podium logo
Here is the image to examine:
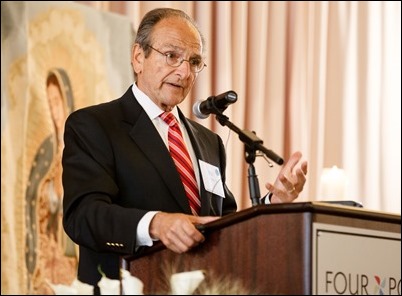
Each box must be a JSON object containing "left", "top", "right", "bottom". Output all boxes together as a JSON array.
[
  {"left": 374, "top": 275, "right": 386, "bottom": 295},
  {"left": 325, "top": 271, "right": 401, "bottom": 295},
  {"left": 373, "top": 275, "right": 401, "bottom": 295}
]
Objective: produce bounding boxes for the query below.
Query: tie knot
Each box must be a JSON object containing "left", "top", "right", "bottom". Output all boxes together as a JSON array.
[{"left": 160, "top": 112, "right": 178, "bottom": 127}]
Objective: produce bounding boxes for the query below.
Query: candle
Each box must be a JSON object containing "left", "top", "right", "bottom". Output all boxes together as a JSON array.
[{"left": 319, "top": 166, "right": 347, "bottom": 200}]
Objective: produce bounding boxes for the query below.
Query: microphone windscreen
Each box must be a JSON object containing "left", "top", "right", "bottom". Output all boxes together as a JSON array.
[{"left": 192, "top": 101, "right": 209, "bottom": 119}]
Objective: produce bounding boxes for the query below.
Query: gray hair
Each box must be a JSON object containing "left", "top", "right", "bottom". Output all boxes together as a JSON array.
[{"left": 135, "top": 7, "right": 205, "bottom": 56}]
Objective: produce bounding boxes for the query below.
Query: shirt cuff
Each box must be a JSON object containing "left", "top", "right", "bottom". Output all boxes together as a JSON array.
[
  {"left": 136, "top": 211, "right": 159, "bottom": 248},
  {"left": 263, "top": 191, "right": 273, "bottom": 205}
]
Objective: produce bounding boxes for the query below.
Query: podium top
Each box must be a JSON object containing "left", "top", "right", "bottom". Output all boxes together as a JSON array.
[
  {"left": 196, "top": 201, "right": 400, "bottom": 233},
  {"left": 124, "top": 201, "right": 400, "bottom": 262}
]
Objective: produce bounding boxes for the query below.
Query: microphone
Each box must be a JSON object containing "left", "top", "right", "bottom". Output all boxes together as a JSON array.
[{"left": 193, "top": 90, "right": 238, "bottom": 119}]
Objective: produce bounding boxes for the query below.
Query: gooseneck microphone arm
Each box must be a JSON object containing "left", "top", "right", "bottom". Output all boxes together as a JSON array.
[
  {"left": 214, "top": 113, "right": 284, "bottom": 206},
  {"left": 214, "top": 114, "right": 284, "bottom": 166}
]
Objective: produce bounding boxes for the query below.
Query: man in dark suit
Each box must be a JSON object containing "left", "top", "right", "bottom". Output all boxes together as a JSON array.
[{"left": 62, "top": 7, "right": 308, "bottom": 291}]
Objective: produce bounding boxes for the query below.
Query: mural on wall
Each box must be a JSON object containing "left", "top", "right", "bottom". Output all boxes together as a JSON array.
[
  {"left": 1, "top": 2, "right": 133, "bottom": 294},
  {"left": 25, "top": 68, "right": 77, "bottom": 293}
]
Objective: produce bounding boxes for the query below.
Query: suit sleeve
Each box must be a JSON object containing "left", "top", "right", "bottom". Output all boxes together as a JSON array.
[{"left": 62, "top": 109, "right": 145, "bottom": 255}]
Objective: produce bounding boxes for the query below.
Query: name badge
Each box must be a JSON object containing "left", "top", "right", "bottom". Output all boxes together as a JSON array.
[{"left": 198, "top": 160, "right": 225, "bottom": 198}]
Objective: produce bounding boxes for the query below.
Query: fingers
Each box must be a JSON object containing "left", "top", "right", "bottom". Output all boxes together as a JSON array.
[
  {"left": 288, "top": 186, "right": 296, "bottom": 194},
  {"left": 267, "top": 152, "right": 308, "bottom": 203},
  {"left": 294, "top": 161, "right": 307, "bottom": 192},
  {"left": 279, "top": 174, "right": 298, "bottom": 193},
  {"left": 150, "top": 213, "right": 218, "bottom": 253},
  {"left": 190, "top": 215, "right": 220, "bottom": 225},
  {"left": 301, "top": 160, "right": 308, "bottom": 175},
  {"left": 281, "top": 151, "right": 302, "bottom": 176},
  {"left": 163, "top": 219, "right": 205, "bottom": 253}
]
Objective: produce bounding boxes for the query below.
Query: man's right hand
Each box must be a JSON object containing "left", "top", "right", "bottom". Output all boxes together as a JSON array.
[{"left": 149, "top": 212, "right": 220, "bottom": 253}]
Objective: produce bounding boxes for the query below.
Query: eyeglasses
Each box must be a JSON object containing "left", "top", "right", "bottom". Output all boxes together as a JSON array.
[{"left": 147, "top": 45, "right": 207, "bottom": 73}]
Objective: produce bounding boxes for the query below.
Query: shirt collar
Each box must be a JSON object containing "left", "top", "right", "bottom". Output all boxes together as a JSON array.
[{"left": 131, "top": 83, "right": 179, "bottom": 120}]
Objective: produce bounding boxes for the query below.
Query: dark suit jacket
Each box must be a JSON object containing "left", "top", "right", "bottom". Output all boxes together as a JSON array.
[{"left": 62, "top": 87, "right": 237, "bottom": 287}]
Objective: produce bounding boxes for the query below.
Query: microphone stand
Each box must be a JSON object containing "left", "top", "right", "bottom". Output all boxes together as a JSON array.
[
  {"left": 214, "top": 113, "right": 284, "bottom": 207},
  {"left": 245, "top": 144, "right": 261, "bottom": 206}
]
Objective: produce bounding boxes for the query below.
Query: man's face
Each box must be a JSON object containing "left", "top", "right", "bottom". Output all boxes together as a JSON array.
[
  {"left": 47, "top": 81, "right": 66, "bottom": 132},
  {"left": 132, "top": 17, "right": 204, "bottom": 111}
]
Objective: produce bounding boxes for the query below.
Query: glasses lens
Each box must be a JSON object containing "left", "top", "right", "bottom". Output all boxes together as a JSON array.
[
  {"left": 149, "top": 45, "right": 205, "bottom": 73},
  {"left": 165, "top": 52, "right": 181, "bottom": 67}
]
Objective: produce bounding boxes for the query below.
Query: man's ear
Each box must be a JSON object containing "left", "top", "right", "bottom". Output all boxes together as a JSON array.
[{"left": 131, "top": 44, "right": 144, "bottom": 75}]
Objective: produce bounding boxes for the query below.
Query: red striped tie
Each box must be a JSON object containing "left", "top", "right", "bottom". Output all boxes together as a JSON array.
[{"left": 160, "top": 112, "right": 201, "bottom": 215}]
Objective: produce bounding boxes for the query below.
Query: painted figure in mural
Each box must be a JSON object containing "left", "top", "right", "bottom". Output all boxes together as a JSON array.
[
  {"left": 62, "top": 7, "right": 308, "bottom": 293},
  {"left": 25, "top": 68, "right": 78, "bottom": 293}
]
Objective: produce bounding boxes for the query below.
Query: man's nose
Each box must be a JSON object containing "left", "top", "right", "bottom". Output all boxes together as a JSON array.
[{"left": 175, "top": 60, "right": 192, "bottom": 78}]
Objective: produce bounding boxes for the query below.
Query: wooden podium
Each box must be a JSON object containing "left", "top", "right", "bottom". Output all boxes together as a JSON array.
[{"left": 122, "top": 202, "right": 401, "bottom": 295}]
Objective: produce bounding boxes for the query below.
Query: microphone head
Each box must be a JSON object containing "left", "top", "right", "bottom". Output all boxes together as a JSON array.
[{"left": 192, "top": 101, "right": 209, "bottom": 119}]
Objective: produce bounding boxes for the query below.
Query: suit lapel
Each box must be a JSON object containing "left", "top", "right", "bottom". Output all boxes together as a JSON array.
[
  {"left": 179, "top": 111, "right": 219, "bottom": 216},
  {"left": 119, "top": 89, "right": 221, "bottom": 216},
  {"left": 120, "top": 92, "right": 192, "bottom": 214}
]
